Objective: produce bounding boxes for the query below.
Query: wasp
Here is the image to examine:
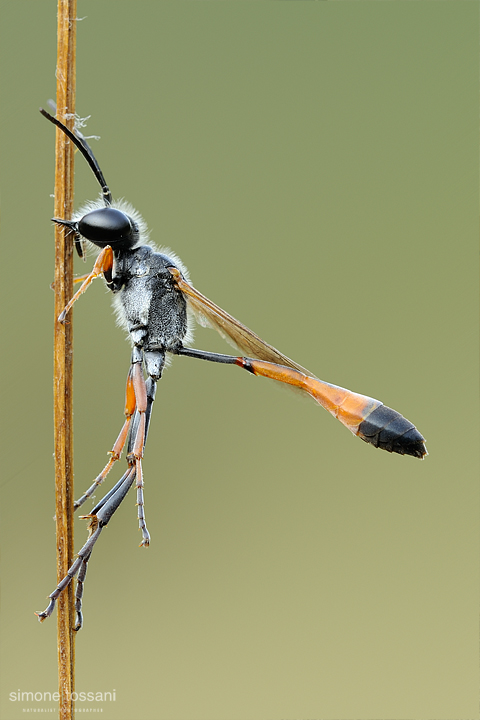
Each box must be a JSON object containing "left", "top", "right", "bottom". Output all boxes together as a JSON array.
[{"left": 36, "top": 109, "right": 426, "bottom": 630}]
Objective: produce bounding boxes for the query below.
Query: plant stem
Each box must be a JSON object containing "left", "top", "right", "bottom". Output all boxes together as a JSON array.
[{"left": 53, "top": 1, "right": 77, "bottom": 719}]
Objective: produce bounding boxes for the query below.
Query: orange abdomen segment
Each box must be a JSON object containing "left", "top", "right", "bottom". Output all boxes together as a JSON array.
[
  {"left": 303, "top": 376, "right": 381, "bottom": 432},
  {"left": 242, "top": 359, "right": 427, "bottom": 458}
]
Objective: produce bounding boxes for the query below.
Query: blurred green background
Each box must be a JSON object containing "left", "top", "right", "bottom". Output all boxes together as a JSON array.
[{"left": 1, "top": 2, "right": 478, "bottom": 719}]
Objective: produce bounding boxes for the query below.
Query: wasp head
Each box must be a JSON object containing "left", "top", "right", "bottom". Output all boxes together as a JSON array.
[{"left": 53, "top": 207, "right": 139, "bottom": 253}]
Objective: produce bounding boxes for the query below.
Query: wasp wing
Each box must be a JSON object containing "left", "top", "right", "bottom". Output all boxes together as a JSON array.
[
  {"left": 169, "top": 268, "right": 427, "bottom": 458},
  {"left": 170, "top": 268, "right": 313, "bottom": 376}
]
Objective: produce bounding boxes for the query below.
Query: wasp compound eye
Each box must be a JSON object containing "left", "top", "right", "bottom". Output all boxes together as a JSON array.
[{"left": 78, "top": 207, "right": 137, "bottom": 249}]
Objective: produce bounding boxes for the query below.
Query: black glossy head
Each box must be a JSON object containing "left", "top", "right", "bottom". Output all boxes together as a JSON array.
[
  {"left": 77, "top": 207, "right": 138, "bottom": 250},
  {"left": 42, "top": 111, "right": 143, "bottom": 255}
]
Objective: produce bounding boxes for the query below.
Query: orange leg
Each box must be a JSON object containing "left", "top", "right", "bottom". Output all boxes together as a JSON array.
[
  {"left": 73, "top": 367, "right": 137, "bottom": 511},
  {"left": 73, "top": 273, "right": 90, "bottom": 284},
  {"left": 37, "top": 353, "right": 157, "bottom": 629},
  {"left": 129, "top": 358, "right": 150, "bottom": 546},
  {"left": 77, "top": 352, "right": 152, "bottom": 547},
  {"left": 58, "top": 245, "right": 114, "bottom": 323}
]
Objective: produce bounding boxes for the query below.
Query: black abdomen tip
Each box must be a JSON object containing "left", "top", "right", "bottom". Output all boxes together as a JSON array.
[{"left": 358, "top": 404, "right": 427, "bottom": 458}]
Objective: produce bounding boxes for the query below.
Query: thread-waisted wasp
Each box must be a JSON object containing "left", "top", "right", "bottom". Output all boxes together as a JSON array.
[{"left": 36, "top": 108, "right": 427, "bottom": 630}]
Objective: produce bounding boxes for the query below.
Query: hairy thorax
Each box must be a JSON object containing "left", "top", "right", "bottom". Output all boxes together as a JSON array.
[{"left": 112, "top": 245, "right": 188, "bottom": 353}]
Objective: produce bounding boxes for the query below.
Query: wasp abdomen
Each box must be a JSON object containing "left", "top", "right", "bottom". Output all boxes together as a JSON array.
[{"left": 357, "top": 404, "right": 427, "bottom": 458}]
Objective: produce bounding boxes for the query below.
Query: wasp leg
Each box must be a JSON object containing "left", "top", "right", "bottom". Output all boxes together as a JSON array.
[
  {"left": 36, "top": 465, "right": 137, "bottom": 630},
  {"left": 129, "top": 349, "right": 150, "bottom": 547},
  {"left": 35, "top": 524, "right": 102, "bottom": 630},
  {"left": 72, "top": 363, "right": 156, "bottom": 624},
  {"left": 93, "top": 373, "right": 156, "bottom": 547},
  {"left": 58, "top": 245, "right": 114, "bottom": 323},
  {"left": 37, "top": 357, "right": 158, "bottom": 629},
  {"left": 73, "top": 273, "right": 90, "bottom": 284},
  {"left": 76, "top": 466, "right": 137, "bottom": 629},
  {"left": 130, "top": 375, "right": 157, "bottom": 548},
  {"left": 74, "top": 367, "right": 137, "bottom": 511},
  {"left": 73, "top": 546, "right": 91, "bottom": 631},
  {"left": 84, "top": 348, "right": 157, "bottom": 544}
]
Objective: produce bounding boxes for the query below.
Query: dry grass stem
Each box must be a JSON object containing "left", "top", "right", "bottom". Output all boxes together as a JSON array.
[{"left": 53, "top": 1, "right": 77, "bottom": 718}]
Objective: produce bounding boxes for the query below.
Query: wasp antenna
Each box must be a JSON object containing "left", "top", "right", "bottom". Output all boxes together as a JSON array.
[{"left": 40, "top": 107, "right": 112, "bottom": 207}]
